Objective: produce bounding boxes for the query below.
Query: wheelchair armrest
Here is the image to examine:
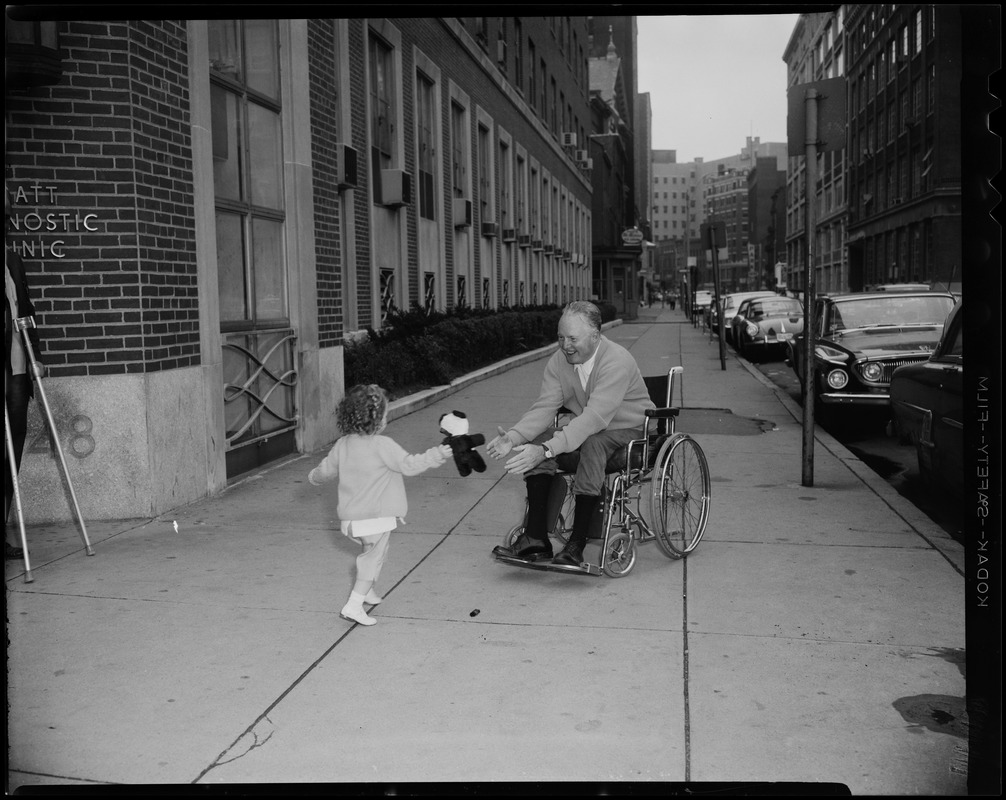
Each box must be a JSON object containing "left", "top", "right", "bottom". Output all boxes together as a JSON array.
[{"left": 645, "top": 408, "right": 680, "bottom": 419}]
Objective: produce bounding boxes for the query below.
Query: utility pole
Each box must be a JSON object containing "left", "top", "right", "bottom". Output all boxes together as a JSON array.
[
  {"left": 801, "top": 88, "right": 819, "bottom": 487},
  {"left": 787, "top": 76, "right": 847, "bottom": 488}
]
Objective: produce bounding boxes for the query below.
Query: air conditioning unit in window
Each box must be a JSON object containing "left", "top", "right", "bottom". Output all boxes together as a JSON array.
[
  {"left": 543, "top": 243, "right": 554, "bottom": 255},
  {"left": 502, "top": 227, "right": 517, "bottom": 242},
  {"left": 518, "top": 234, "right": 531, "bottom": 248},
  {"left": 561, "top": 132, "right": 577, "bottom": 148},
  {"left": 574, "top": 149, "right": 588, "bottom": 163},
  {"left": 532, "top": 239, "right": 543, "bottom": 251},
  {"left": 380, "top": 169, "right": 412, "bottom": 208},
  {"left": 453, "top": 198, "right": 472, "bottom": 228},
  {"left": 581, "top": 157, "right": 594, "bottom": 170},
  {"left": 335, "top": 143, "right": 358, "bottom": 189},
  {"left": 481, "top": 221, "right": 498, "bottom": 238}
]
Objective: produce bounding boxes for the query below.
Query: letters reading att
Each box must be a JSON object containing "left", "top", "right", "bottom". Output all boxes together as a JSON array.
[{"left": 7, "top": 183, "right": 100, "bottom": 259}]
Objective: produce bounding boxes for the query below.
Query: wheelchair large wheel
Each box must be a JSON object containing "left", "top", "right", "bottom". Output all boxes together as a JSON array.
[
  {"left": 602, "top": 530, "right": 637, "bottom": 578},
  {"left": 649, "top": 433, "right": 710, "bottom": 558}
]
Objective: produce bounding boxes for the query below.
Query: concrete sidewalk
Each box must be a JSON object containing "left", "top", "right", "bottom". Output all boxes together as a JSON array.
[{"left": 6, "top": 305, "right": 968, "bottom": 793}]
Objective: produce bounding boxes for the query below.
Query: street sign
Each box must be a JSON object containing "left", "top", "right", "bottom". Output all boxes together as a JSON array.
[
  {"left": 787, "top": 77, "right": 848, "bottom": 154},
  {"left": 621, "top": 227, "right": 644, "bottom": 246}
]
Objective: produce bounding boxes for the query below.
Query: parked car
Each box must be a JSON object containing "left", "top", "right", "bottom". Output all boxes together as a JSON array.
[
  {"left": 787, "top": 289, "right": 956, "bottom": 426},
  {"left": 731, "top": 295, "right": 805, "bottom": 361},
  {"left": 714, "top": 290, "right": 776, "bottom": 342},
  {"left": 693, "top": 290, "right": 713, "bottom": 320},
  {"left": 889, "top": 300, "right": 963, "bottom": 497}
]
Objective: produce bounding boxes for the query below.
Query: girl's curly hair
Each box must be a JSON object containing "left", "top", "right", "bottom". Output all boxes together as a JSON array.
[{"left": 336, "top": 383, "right": 388, "bottom": 436}]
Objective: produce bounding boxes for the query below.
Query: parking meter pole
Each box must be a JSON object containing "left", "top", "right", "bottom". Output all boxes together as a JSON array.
[{"left": 801, "top": 90, "right": 819, "bottom": 487}]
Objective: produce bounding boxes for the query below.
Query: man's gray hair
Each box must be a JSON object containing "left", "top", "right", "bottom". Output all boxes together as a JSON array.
[{"left": 562, "top": 301, "right": 602, "bottom": 332}]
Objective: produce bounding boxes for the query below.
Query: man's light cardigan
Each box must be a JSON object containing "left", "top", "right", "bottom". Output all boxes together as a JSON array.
[{"left": 506, "top": 335, "right": 655, "bottom": 456}]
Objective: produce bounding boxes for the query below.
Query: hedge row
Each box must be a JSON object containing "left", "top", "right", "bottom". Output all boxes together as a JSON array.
[{"left": 344, "top": 302, "right": 617, "bottom": 398}]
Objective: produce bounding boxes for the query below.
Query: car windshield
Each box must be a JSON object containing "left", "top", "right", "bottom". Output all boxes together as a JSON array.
[
  {"left": 828, "top": 295, "right": 954, "bottom": 334},
  {"left": 746, "top": 298, "right": 802, "bottom": 319}
]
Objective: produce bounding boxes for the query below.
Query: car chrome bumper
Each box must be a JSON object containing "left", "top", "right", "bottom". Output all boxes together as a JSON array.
[{"left": 820, "top": 392, "right": 890, "bottom": 406}]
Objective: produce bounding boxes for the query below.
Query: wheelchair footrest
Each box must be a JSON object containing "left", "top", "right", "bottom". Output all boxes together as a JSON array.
[{"left": 493, "top": 552, "right": 600, "bottom": 576}]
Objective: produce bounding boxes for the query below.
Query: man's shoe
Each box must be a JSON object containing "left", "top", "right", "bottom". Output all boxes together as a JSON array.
[
  {"left": 5, "top": 542, "right": 25, "bottom": 560},
  {"left": 551, "top": 540, "right": 585, "bottom": 567},
  {"left": 492, "top": 532, "right": 553, "bottom": 562}
]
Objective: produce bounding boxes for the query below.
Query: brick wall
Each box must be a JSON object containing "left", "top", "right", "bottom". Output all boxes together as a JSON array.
[
  {"left": 6, "top": 20, "right": 199, "bottom": 377},
  {"left": 307, "top": 19, "right": 343, "bottom": 347}
]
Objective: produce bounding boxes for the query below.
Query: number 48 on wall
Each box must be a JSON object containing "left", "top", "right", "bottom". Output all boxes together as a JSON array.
[{"left": 29, "top": 414, "right": 95, "bottom": 459}]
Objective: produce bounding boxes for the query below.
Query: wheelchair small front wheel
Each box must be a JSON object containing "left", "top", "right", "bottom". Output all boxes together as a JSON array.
[
  {"left": 650, "top": 433, "right": 711, "bottom": 558},
  {"left": 602, "top": 530, "right": 637, "bottom": 578}
]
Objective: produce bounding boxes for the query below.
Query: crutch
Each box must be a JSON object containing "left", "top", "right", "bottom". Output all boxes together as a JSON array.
[
  {"left": 5, "top": 399, "right": 34, "bottom": 582},
  {"left": 12, "top": 316, "right": 95, "bottom": 567}
]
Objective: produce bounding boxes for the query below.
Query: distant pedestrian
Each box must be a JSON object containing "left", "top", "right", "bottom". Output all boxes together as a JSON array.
[{"left": 309, "top": 384, "right": 451, "bottom": 626}]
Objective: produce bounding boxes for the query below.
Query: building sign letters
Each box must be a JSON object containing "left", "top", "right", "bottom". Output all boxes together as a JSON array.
[{"left": 7, "top": 183, "right": 99, "bottom": 258}]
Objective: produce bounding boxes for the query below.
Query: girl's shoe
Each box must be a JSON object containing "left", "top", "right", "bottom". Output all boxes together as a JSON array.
[
  {"left": 364, "top": 590, "right": 383, "bottom": 606},
  {"left": 340, "top": 604, "right": 376, "bottom": 626}
]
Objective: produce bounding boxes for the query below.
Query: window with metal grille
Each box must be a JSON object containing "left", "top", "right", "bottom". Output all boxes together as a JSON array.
[
  {"left": 502, "top": 279, "right": 509, "bottom": 307},
  {"left": 416, "top": 72, "right": 436, "bottom": 220},
  {"left": 482, "top": 277, "right": 490, "bottom": 308},
  {"left": 456, "top": 274, "right": 467, "bottom": 308},
  {"left": 424, "top": 272, "right": 436, "bottom": 312},
  {"left": 380, "top": 268, "right": 396, "bottom": 323}
]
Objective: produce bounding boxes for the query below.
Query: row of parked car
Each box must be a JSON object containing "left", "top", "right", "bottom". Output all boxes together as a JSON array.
[{"left": 706, "top": 285, "right": 963, "bottom": 499}]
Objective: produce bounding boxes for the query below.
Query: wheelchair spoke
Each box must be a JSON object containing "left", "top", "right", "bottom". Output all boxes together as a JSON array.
[{"left": 650, "top": 433, "right": 710, "bottom": 558}]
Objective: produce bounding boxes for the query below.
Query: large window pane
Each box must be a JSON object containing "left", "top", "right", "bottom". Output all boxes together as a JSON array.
[
  {"left": 208, "top": 20, "right": 241, "bottom": 80},
  {"left": 211, "top": 85, "right": 242, "bottom": 201},
  {"left": 217, "top": 211, "right": 248, "bottom": 323},
  {"left": 244, "top": 20, "right": 279, "bottom": 99},
  {"left": 252, "top": 217, "right": 286, "bottom": 320},
  {"left": 248, "top": 102, "right": 282, "bottom": 209}
]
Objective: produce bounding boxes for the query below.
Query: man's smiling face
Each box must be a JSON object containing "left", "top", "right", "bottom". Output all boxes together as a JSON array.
[{"left": 557, "top": 312, "right": 600, "bottom": 365}]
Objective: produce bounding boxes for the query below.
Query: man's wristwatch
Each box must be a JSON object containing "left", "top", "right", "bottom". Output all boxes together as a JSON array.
[{"left": 542, "top": 444, "right": 555, "bottom": 460}]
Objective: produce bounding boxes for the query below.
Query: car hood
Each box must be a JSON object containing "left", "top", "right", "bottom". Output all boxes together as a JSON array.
[{"left": 828, "top": 326, "right": 943, "bottom": 356}]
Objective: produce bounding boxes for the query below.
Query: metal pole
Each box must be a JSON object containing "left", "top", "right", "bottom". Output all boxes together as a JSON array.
[
  {"left": 5, "top": 401, "right": 34, "bottom": 582},
  {"left": 709, "top": 225, "right": 726, "bottom": 370},
  {"left": 801, "top": 89, "right": 819, "bottom": 487},
  {"left": 14, "top": 316, "right": 95, "bottom": 555}
]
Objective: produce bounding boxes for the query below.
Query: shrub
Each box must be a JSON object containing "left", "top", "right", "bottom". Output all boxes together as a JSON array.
[{"left": 343, "top": 302, "right": 621, "bottom": 398}]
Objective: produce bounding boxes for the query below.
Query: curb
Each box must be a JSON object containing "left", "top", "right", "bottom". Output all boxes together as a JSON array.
[{"left": 732, "top": 346, "right": 965, "bottom": 573}]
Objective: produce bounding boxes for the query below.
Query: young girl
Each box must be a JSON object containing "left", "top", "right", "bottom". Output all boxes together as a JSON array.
[{"left": 309, "top": 384, "right": 451, "bottom": 626}]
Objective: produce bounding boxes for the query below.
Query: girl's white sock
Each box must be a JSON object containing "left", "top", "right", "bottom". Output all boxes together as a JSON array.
[{"left": 364, "top": 589, "right": 383, "bottom": 605}]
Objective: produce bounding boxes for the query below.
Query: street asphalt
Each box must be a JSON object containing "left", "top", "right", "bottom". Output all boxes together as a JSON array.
[{"left": 5, "top": 304, "right": 969, "bottom": 794}]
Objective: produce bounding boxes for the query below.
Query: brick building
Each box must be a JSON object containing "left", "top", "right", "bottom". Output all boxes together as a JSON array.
[{"left": 5, "top": 15, "right": 593, "bottom": 522}]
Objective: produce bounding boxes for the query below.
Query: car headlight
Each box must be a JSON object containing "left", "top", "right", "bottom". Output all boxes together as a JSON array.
[
  {"left": 861, "top": 362, "right": 883, "bottom": 382},
  {"left": 827, "top": 369, "right": 849, "bottom": 389},
  {"left": 745, "top": 323, "right": 759, "bottom": 337}
]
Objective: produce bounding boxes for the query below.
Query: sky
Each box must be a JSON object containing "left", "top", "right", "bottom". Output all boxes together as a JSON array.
[{"left": 636, "top": 12, "right": 802, "bottom": 162}]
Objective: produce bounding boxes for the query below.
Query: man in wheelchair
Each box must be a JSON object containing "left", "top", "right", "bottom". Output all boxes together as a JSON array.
[{"left": 488, "top": 301, "right": 655, "bottom": 567}]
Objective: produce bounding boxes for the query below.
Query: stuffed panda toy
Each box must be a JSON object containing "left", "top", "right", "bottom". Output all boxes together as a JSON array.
[{"left": 439, "top": 411, "right": 487, "bottom": 477}]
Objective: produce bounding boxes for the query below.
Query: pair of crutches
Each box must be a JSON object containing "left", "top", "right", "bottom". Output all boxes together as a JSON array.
[{"left": 5, "top": 315, "right": 93, "bottom": 583}]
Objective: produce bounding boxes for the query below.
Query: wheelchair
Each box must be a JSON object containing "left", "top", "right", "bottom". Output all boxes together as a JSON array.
[{"left": 493, "top": 366, "right": 711, "bottom": 577}]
